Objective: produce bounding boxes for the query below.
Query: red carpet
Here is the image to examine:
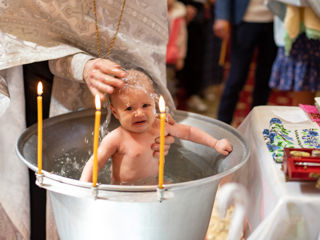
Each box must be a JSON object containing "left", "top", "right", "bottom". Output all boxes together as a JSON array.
[{"left": 232, "top": 64, "right": 293, "bottom": 127}]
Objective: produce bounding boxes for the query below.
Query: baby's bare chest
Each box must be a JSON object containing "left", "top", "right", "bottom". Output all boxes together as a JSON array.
[{"left": 117, "top": 133, "right": 157, "bottom": 162}]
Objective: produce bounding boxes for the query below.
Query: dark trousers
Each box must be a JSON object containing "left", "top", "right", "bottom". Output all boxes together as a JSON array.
[
  {"left": 23, "top": 61, "right": 53, "bottom": 240},
  {"left": 176, "top": 3, "right": 205, "bottom": 97},
  {"left": 217, "top": 22, "right": 277, "bottom": 124}
]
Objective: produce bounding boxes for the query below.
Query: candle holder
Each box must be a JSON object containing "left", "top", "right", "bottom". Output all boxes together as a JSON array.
[
  {"left": 92, "top": 184, "right": 100, "bottom": 200},
  {"left": 157, "top": 186, "right": 165, "bottom": 202},
  {"left": 35, "top": 172, "right": 44, "bottom": 186}
]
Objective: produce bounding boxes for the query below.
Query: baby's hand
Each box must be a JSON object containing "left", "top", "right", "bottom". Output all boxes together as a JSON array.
[{"left": 215, "top": 138, "right": 232, "bottom": 156}]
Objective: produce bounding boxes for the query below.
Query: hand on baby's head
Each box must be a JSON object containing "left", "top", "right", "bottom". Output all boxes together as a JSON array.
[{"left": 215, "top": 138, "right": 232, "bottom": 156}]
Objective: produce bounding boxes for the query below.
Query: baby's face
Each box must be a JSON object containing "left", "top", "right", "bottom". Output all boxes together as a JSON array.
[{"left": 111, "top": 87, "right": 156, "bottom": 133}]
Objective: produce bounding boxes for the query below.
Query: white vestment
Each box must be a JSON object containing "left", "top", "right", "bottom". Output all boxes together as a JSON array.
[{"left": 0, "top": 1, "right": 171, "bottom": 239}]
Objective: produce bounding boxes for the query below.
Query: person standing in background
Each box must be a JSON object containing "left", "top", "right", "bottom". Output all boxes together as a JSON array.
[
  {"left": 214, "top": 0, "right": 277, "bottom": 124},
  {"left": 166, "top": 0, "right": 187, "bottom": 103},
  {"left": 267, "top": 1, "right": 320, "bottom": 106},
  {"left": 177, "top": 0, "right": 209, "bottom": 113},
  {"left": 202, "top": 0, "right": 224, "bottom": 102}
]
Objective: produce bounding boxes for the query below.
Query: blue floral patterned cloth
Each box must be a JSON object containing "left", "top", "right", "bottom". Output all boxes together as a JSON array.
[
  {"left": 269, "top": 33, "right": 320, "bottom": 92},
  {"left": 263, "top": 118, "right": 320, "bottom": 162}
]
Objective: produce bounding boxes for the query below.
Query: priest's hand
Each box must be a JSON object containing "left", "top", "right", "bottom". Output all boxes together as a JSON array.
[
  {"left": 83, "top": 58, "right": 127, "bottom": 100},
  {"left": 152, "top": 114, "right": 175, "bottom": 157}
]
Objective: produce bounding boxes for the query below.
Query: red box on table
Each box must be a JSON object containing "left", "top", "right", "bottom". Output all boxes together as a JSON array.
[{"left": 283, "top": 148, "right": 320, "bottom": 181}]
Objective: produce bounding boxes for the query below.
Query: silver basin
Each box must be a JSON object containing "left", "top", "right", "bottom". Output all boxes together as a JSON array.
[{"left": 16, "top": 109, "right": 249, "bottom": 240}]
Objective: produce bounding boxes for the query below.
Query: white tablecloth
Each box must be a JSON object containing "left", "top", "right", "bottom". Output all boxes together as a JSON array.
[{"left": 233, "top": 106, "right": 320, "bottom": 240}]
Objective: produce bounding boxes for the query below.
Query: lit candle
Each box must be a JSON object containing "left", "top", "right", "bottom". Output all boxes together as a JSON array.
[
  {"left": 37, "top": 82, "right": 43, "bottom": 174},
  {"left": 158, "top": 95, "right": 166, "bottom": 189},
  {"left": 93, "top": 95, "right": 101, "bottom": 187}
]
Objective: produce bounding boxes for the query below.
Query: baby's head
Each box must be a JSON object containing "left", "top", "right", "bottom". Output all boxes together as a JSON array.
[
  {"left": 109, "top": 69, "right": 157, "bottom": 133},
  {"left": 113, "top": 69, "right": 155, "bottom": 96}
]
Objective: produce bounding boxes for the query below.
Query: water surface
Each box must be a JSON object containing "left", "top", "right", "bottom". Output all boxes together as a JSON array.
[{"left": 52, "top": 143, "right": 218, "bottom": 185}]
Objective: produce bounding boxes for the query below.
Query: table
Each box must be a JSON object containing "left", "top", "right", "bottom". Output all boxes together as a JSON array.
[{"left": 233, "top": 106, "right": 320, "bottom": 239}]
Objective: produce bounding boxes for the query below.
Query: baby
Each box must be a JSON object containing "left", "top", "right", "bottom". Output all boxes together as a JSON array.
[{"left": 80, "top": 69, "right": 232, "bottom": 184}]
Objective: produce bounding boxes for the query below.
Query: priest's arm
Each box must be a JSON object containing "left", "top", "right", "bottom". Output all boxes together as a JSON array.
[{"left": 49, "top": 54, "right": 127, "bottom": 100}]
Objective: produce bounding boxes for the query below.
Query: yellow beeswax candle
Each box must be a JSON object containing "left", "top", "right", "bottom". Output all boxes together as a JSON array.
[
  {"left": 219, "top": 39, "right": 228, "bottom": 66},
  {"left": 37, "top": 82, "right": 43, "bottom": 174},
  {"left": 93, "top": 95, "right": 101, "bottom": 187},
  {"left": 219, "top": 25, "right": 229, "bottom": 66},
  {"left": 158, "top": 95, "right": 166, "bottom": 189}
]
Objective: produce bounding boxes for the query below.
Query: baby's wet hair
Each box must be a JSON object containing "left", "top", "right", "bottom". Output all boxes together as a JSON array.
[
  {"left": 109, "top": 66, "right": 157, "bottom": 105},
  {"left": 121, "top": 69, "right": 153, "bottom": 91}
]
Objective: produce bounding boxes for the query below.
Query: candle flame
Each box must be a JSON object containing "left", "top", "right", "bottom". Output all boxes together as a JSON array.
[
  {"left": 37, "top": 82, "right": 43, "bottom": 95},
  {"left": 159, "top": 95, "right": 166, "bottom": 113},
  {"left": 95, "top": 95, "right": 101, "bottom": 110}
]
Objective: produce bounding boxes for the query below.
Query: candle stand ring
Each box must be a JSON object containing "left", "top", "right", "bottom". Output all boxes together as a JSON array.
[
  {"left": 36, "top": 172, "right": 44, "bottom": 186},
  {"left": 157, "top": 187, "right": 165, "bottom": 202},
  {"left": 92, "top": 184, "right": 100, "bottom": 200}
]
